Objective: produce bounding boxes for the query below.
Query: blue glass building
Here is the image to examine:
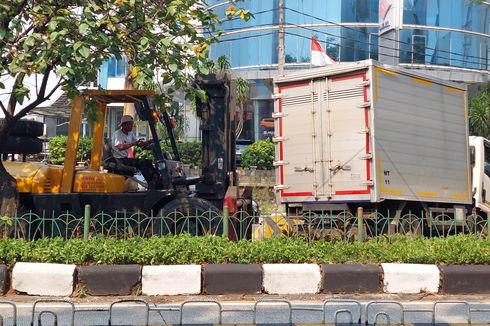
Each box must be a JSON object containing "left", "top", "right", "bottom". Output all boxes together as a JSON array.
[{"left": 208, "top": 0, "right": 490, "bottom": 143}]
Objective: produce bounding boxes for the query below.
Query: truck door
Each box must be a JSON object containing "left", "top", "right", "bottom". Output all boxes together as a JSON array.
[
  {"left": 325, "top": 73, "right": 371, "bottom": 199},
  {"left": 276, "top": 81, "right": 320, "bottom": 200}
]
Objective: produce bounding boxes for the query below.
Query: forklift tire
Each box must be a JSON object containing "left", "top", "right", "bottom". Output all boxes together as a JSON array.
[
  {"left": 1, "top": 119, "right": 44, "bottom": 137},
  {"left": 0, "top": 136, "right": 43, "bottom": 154},
  {"left": 154, "top": 197, "right": 222, "bottom": 236}
]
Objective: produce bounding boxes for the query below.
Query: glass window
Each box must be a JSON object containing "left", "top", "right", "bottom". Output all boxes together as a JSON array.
[
  {"left": 107, "top": 56, "right": 127, "bottom": 78},
  {"left": 400, "top": 28, "right": 488, "bottom": 69},
  {"left": 412, "top": 35, "right": 426, "bottom": 64},
  {"left": 403, "top": 0, "right": 490, "bottom": 34},
  {"left": 484, "top": 141, "right": 490, "bottom": 177}
]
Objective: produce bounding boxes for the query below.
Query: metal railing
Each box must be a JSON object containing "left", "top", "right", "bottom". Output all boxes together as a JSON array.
[
  {"left": 0, "top": 298, "right": 487, "bottom": 325},
  {"left": 1, "top": 207, "right": 489, "bottom": 241}
]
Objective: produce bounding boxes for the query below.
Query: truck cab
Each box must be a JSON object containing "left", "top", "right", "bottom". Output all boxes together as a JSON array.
[{"left": 470, "top": 136, "right": 490, "bottom": 214}]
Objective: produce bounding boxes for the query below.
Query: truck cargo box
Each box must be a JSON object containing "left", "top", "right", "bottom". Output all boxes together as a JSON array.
[{"left": 273, "top": 60, "right": 471, "bottom": 207}]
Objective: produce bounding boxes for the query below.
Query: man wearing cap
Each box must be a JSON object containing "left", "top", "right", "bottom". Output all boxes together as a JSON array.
[{"left": 112, "top": 115, "right": 158, "bottom": 188}]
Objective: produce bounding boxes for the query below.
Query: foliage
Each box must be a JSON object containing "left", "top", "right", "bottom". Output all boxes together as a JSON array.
[
  {"left": 240, "top": 139, "right": 275, "bottom": 170},
  {"left": 215, "top": 55, "right": 231, "bottom": 74},
  {"left": 1, "top": 234, "right": 490, "bottom": 265},
  {"left": 134, "top": 140, "right": 202, "bottom": 167},
  {"left": 469, "top": 83, "right": 490, "bottom": 138},
  {"left": 47, "top": 135, "right": 93, "bottom": 165},
  {"left": 0, "top": 0, "right": 252, "bottom": 215}
]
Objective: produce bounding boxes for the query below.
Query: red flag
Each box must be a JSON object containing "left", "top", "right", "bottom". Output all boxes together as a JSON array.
[{"left": 311, "top": 37, "right": 336, "bottom": 66}]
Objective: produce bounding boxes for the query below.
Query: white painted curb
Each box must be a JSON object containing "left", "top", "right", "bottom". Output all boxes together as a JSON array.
[
  {"left": 263, "top": 264, "right": 321, "bottom": 294},
  {"left": 142, "top": 265, "right": 201, "bottom": 295},
  {"left": 382, "top": 263, "right": 440, "bottom": 294},
  {"left": 12, "top": 262, "right": 76, "bottom": 296}
]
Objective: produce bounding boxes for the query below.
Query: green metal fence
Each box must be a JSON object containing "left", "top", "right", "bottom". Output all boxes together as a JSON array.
[{"left": 2, "top": 207, "right": 489, "bottom": 241}]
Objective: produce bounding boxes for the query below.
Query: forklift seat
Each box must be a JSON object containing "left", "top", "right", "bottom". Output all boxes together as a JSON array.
[{"left": 102, "top": 138, "right": 137, "bottom": 176}]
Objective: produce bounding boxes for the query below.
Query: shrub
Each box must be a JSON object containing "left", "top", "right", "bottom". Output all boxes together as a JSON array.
[
  {"left": 0, "top": 234, "right": 488, "bottom": 265},
  {"left": 240, "top": 139, "right": 275, "bottom": 170},
  {"left": 48, "top": 135, "right": 93, "bottom": 165},
  {"left": 135, "top": 141, "right": 202, "bottom": 167}
]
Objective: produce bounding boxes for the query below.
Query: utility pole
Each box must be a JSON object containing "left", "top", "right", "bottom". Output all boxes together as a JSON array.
[{"left": 278, "top": 0, "right": 285, "bottom": 76}]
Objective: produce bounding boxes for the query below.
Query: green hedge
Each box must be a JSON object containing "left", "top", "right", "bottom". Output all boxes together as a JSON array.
[
  {"left": 0, "top": 234, "right": 489, "bottom": 265},
  {"left": 48, "top": 135, "right": 93, "bottom": 165},
  {"left": 135, "top": 141, "right": 202, "bottom": 167},
  {"left": 240, "top": 139, "right": 274, "bottom": 170}
]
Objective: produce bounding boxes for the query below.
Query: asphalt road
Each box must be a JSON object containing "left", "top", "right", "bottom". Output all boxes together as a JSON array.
[{"left": 1, "top": 300, "right": 490, "bottom": 325}]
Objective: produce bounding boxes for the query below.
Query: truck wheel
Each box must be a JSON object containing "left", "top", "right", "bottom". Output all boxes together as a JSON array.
[
  {"left": 0, "top": 136, "right": 43, "bottom": 154},
  {"left": 154, "top": 197, "right": 222, "bottom": 236},
  {"left": 1, "top": 119, "right": 44, "bottom": 137}
]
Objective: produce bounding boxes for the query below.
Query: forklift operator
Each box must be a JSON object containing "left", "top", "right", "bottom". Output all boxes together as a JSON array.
[{"left": 112, "top": 115, "right": 158, "bottom": 188}]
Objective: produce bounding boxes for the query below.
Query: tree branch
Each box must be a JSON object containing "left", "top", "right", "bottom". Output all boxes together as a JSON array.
[
  {"left": 6, "top": 72, "right": 25, "bottom": 116},
  {"left": 0, "top": 101, "right": 8, "bottom": 118},
  {"left": 12, "top": 78, "right": 62, "bottom": 125}
]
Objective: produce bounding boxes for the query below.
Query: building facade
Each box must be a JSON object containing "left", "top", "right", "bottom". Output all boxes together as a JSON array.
[{"left": 208, "top": 0, "right": 490, "bottom": 144}]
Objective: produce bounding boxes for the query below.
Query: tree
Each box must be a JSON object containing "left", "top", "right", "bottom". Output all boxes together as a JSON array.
[
  {"left": 0, "top": 0, "right": 251, "bottom": 216},
  {"left": 469, "top": 83, "right": 490, "bottom": 139}
]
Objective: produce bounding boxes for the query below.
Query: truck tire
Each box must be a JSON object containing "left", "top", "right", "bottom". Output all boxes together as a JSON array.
[
  {"left": 0, "top": 119, "right": 44, "bottom": 137},
  {"left": 154, "top": 197, "right": 222, "bottom": 236},
  {"left": 0, "top": 136, "right": 43, "bottom": 154}
]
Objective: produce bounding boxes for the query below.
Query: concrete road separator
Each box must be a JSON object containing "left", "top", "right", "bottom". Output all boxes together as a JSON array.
[
  {"left": 79, "top": 265, "right": 141, "bottom": 296},
  {"left": 322, "top": 264, "right": 381, "bottom": 293},
  {"left": 263, "top": 264, "right": 321, "bottom": 294},
  {"left": 12, "top": 262, "right": 76, "bottom": 296},
  {"left": 142, "top": 265, "right": 201, "bottom": 295},
  {"left": 440, "top": 265, "right": 490, "bottom": 294},
  {"left": 382, "top": 263, "right": 440, "bottom": 294},
  {"left": 203, "top": 264, "right": 262, "bottom": 294}
]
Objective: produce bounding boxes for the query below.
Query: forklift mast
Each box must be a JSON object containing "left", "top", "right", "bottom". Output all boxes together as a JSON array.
[{"left": 195, "top": 75, "right": 237, "bottom": 206}]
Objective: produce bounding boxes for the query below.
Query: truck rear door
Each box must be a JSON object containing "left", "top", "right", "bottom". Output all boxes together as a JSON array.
[
  {"left": 275, "top": 71, "right": 372, "bottom": 204},
  {"left": 326, "top": 73, "right": 371, "bottom": 199}
]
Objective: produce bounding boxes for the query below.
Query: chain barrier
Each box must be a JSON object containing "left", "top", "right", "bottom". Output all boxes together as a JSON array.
[{"left": 0, "top": 299, "right": 486, "bottom": 325}]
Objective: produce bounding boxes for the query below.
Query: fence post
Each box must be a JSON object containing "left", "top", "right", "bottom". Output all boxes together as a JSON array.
[
  {"left": 357, "top": 207, "right": 364, "bottom": 242},
  {"left": 222, "top": 205, "right": 229, "bottom": 238},
  {"left": 84, "top": 204, "right": 90, "bottom": 241}
]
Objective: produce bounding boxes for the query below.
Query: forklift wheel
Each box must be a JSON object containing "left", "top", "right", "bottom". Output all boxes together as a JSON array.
[
  {"left": 0, "top": 136, "right": 43, "bottom": 154},
  {"left": 154, "top": 197, "right": 222, "bottom": 236},
  {"left": 1, "top": 119, "right": 44, "bottom": 137}
]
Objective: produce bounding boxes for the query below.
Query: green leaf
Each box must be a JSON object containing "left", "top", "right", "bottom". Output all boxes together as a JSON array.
[
  {"left": 58, "top": 66, "right": 71, "bottom": 76},
  {"left": 140, "top": 37, "right": 149, "bottom": 46},
  {"left": 168, "top": 63, "right": 178, "bottom": 72},
  {"left": 78, "top": 23, "right": 89, "bottom": 34},
  {"left": 160, "top": 37, "right": 172, "bottom": 47},
  {"left": 78, "top": 46, "right": 90, "bottom": 58},
  {"left": 198, "top": 65, "right": 209, "bottom": 75}
]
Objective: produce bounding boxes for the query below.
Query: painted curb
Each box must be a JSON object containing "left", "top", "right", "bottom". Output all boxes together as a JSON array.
[
  {"left": 78, "top": 265, "right": 141, "bottom": 296},
  {"left": 322, "top": 264, "right": 381, "bottom": 293},
  {"left": 12, "top": 262, "right": 76, "bottom": 296},
  {"left": 382, "top": 263, "right": 440, "bottom": 294},
  {"left": 203, "top": 264, "right": 262, "bottom": 294},
  {"left": 440, "top": 265, "right": 490, "bottom": 294},
  {"left": 263, "top": 264, "right": 321, "bottom": 294},
  {"left": 0, "top": 265, "right": 8, "bottom": 295},
  {"left": 142, "top": 265, "right": 201, "bottom": 296}
]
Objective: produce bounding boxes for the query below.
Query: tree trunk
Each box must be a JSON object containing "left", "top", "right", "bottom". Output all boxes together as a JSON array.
[{"left": 0, "top": 161, "right": 18, "bottom": 218}]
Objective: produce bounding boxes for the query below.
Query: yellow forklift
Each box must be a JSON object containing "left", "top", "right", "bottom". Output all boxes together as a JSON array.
[{"left": 5, "top": 76, "right": 253, "bottom": 236}]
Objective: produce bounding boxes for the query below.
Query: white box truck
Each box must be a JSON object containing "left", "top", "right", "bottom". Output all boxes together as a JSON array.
[{"left": 273, "top": 60, "right": 490, "bottom": 231}]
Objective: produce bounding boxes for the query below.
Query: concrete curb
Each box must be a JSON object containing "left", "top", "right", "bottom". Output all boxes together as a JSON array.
[
  {"left": 203, "top": 264, "right": 262, "bottom": 294},
  {"left": 78, "top": 265, "right": 141, "bottom": 296},
  {"left": 5, "top": 262, "right": 490, "bottom": 296},
  {"left": 382, "top": 263, "right": 440, "bottom": 294},
  {"left": 12, "top": 262, "right": 76, "bottom": 296},
  {"left": 263, "top": 264, "right": 321, "bottom": 294},
  {"left": 440, "top": 265, "right": 490, "bottom": 294},
  {"left": 322, "top": 264, "right": 381, "bottom": 293},
  {"left": 142, "top": 265, "right": 201, "bottom": 295}
]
